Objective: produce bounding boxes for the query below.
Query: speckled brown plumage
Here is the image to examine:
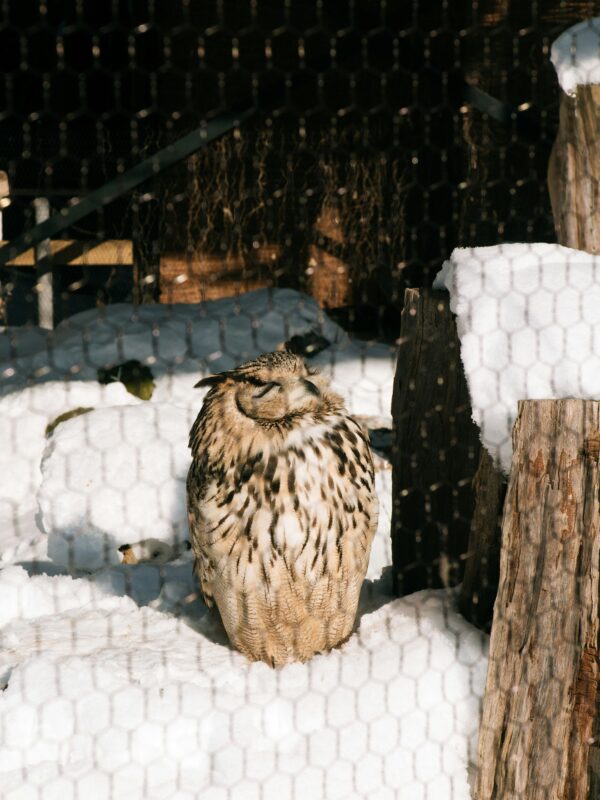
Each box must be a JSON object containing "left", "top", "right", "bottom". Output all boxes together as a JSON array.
[{"left": 187, "top": 351, "right": 378, "bottom": 667}]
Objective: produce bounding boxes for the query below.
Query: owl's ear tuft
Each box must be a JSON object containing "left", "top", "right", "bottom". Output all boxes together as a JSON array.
[{"left": 194, "top": 374, "right": 227, "bottom": 388}]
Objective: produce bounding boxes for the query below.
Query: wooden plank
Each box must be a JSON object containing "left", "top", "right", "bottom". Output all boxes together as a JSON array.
[
  {"left": 159, "top": 234, "right": 350, "bottom": 308},
  {"left": 391, "top": 288, "right": 481, "bottom": 594},
  {"left": 159, "top": 250, "right": 273, "bottom": 303},
  {"left": 2, "top": 240, "right": 133, "bottom": 267},
  {"left": 476, "top": 399, "right": 600, "bottom": 799}
]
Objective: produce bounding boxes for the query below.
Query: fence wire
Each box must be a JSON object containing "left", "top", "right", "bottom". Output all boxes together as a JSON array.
[{"left": 1, "top": 3, "right": 599, "bottom": 800}]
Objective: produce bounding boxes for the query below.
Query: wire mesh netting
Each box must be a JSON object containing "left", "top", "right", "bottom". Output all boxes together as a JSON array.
[{"left": 2, "top": 2, "right": 600, "bottom": 799}]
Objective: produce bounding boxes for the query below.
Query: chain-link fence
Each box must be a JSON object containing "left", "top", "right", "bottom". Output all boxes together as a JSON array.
[{"left": 1, "top": 2, "right": 600, "bottom": 799}]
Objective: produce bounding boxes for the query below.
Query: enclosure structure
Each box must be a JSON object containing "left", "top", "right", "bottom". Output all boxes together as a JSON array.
[
  {"left": 390, "top": 6, "right": 600, "bottom": 793},
  {"left": 1, "top": 2, "right": 600, "bottom": 799}
]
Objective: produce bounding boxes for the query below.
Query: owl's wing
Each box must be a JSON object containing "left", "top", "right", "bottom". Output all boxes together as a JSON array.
[
  {"left": 193, "top": 548, "right": 216, "bottom": 608},
  {"left": 186, "top": 461, "right": 216, "bottom": 608}
]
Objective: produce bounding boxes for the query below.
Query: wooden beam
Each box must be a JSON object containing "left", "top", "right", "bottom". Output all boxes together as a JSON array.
[
  {"left": 1, "top": 240, "right": 133, "bottom": 267},
  {"left": 476, "top": 399, "right": 600, "bottom": 799},
  {"left": 0, "top": 111, "right": 254, "bottom": 268}
]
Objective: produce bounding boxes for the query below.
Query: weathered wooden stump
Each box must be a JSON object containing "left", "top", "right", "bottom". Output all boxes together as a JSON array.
[
  {"left": 548, "top": 84, "right": 600, "bottom": 253},
  {"left": 476, "top": 399, "right": 600, "bottom": 800},
  {"left": 391, "top": 288, "right": 482, "bottom": 594},
  {"left": 547, "top": 75, "right": 600, "bottom": 796}
]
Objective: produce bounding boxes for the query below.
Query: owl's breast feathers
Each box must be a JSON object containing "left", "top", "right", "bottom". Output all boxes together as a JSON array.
[{"left": 187, "top": 410, "right": 378, "bottom": 665}]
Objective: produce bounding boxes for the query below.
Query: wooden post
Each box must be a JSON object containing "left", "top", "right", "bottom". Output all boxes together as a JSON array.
[
  {"left": 33, "top": 197, "right": 53, "bottom": 329},
  {"left": 547, "top": 73, "right": 600, "bottom": 797},
  {"left": 0, "top": 171, "right": 10, "bottom": 241},
  {"left": 548, "top": 85, "right": 600, "bottom": 253},
  {"left": 391, "top": 288, "right": 481, "bottom": 594},
  {"left": 476, "top": 399, "right": 600, "bottom": 800}
]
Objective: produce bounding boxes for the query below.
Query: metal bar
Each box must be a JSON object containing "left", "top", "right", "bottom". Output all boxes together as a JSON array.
[{"left": 0, "top": 111, "right": 254, "bottom": 268}]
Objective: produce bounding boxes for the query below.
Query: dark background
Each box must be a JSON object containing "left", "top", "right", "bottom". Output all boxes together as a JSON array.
[{"left": 0, "top": 0, "right": 587, "bottom": 327}]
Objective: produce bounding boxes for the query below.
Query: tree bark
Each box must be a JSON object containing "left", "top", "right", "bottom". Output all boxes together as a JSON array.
[
  {"left": 476, "top": 399, "right": 600, "bottom": 800},
  {"left": 459, "top": 448, "right": 505, "bottom": 630},
  {"left": 547, "top": 76, "right": 600, "bottom": 799},
  {"left": 391, "top": 288, "right": 481, "bottom": 595},
  {"left": 548, "top": 85, "right": 600, "bottom": 255}
]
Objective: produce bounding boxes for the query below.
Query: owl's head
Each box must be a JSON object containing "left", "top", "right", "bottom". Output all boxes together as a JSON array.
[{"left": 195, "top": 351, "right": 340, "bottom": 425}]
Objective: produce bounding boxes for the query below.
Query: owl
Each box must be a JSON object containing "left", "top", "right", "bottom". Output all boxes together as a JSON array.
[{"left": 187, "top": 351, "right": 378, "bottom": 667}]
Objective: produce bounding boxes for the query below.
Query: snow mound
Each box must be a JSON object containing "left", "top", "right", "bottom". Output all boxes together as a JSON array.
[
  {"left": 435, "top": 243, "right": 600, "bottom": 472},
  {"left": 37, "top": 398, "right": 393, "bottom": 574},
  {"left": 0, "top": 289, "right": 395, "bottom": 535},
  {"left": 0, "top": 285, "right": 490, "bottom": 798},
  {"left": 0, "top": 566, "right": 487, "bottom": 800},
  {"left": 2, "top": 288, "right": 342, "bottom": 374},
  {"left": 0, "top": 380, "right": 138, "bottom": 520},
  {"left": 551, "top": 18, "right": 600, "bottom": 96},
  {"left": 0, "top": 565, "right": 121, "bottom": 628},
  {"left": 38, "top": 404, "right": 195, "bottom": 570}
]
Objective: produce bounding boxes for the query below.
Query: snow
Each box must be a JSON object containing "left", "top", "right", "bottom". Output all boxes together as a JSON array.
[
  {"left": 434, "top": 243, "right": 600, "bottom": 472},
  {"left": 0, "top": 380, "right": 138, "bottom": 523},
  {"left": 0, "top": 289, "right": 395, "bottom": 536},
  {"left": 0, "top": 288, "right": 488, "bottom": 798},
  {"left": 37, "top": 405, "right": 397, "bottom": 575},
  {"left": 37, "top": 404, "right": 194, "bottom": 571},
  {"left": 551, "top": 17, "right": 600, "bottom": 96},
  {"left": 0, "top": 566, "right": 487, "bottom": 800},
  {"left": 1, "top": 455, "right": 488, "bottom": 799}
]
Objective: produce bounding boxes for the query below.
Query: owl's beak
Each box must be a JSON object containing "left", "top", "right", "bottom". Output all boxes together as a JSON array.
[{"left": 118, "top": 543, "right": 139, "bottom": 564}]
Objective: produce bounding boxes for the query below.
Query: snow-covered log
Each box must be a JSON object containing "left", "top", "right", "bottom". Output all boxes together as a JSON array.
[
  {"left": 549, "top": 19, "right": 600, "bottom": 793},
  {"left": 549, "top": 19, "right": 600, "bottom": 253},
  {"left": 476, "top": 399, "right": 600, "bottom": 799}
]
